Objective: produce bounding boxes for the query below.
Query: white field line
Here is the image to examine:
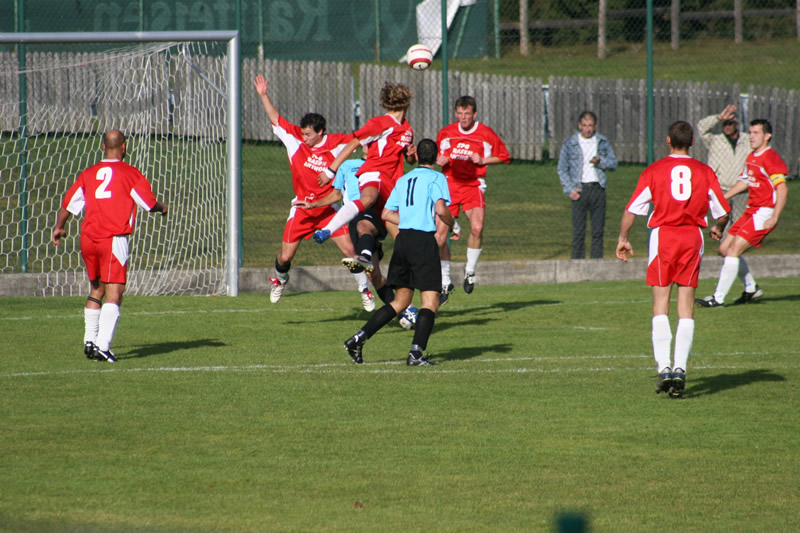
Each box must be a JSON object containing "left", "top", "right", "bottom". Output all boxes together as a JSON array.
[{"left": 3, "top": 351, "right": 797, "bottom": 379}]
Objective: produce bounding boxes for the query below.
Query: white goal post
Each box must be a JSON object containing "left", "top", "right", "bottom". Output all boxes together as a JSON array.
[{"left": 0, "top": 31, "right": 241, "bottom": 296}]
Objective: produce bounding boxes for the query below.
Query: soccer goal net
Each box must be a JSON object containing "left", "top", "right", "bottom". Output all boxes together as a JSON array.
[{"left": 0, "top": 31, "right": 240, "bottom": 296}]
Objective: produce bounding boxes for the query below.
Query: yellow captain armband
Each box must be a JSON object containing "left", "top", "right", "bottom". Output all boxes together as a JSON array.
[{"left": 769, "top": 174, "right": 787, "bottom": 186}]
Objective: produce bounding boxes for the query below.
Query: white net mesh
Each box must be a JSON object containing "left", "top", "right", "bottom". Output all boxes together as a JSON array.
[{"left": 0, "top": 41, "right": 229, "bottom": 295}]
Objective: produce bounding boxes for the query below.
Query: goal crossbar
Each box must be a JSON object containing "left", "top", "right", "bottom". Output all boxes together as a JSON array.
[{"left": 0, "top": 31, "right": 241, "bottom": 296}]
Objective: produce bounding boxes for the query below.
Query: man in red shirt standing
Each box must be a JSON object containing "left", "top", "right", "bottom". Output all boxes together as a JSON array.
[
  {"left": 52, "top": 130, "right": 168, "bottom": 362},
  {"left": 435, "top": 96, "right": 510, "bottom": 303},
  {"left": 617, "top": 121, "right": 730, "bottom": 398},
  {"left": 696, "top": 118, "right": 789, "bottom": 307}
]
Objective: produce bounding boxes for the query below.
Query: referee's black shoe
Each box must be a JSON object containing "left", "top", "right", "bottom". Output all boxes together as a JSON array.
[
  {"left": 407, "top": 351, "right": 435, "bottom": 366},
  {"left": 344, "top": 335, "right": 365, "bottom": 364}
]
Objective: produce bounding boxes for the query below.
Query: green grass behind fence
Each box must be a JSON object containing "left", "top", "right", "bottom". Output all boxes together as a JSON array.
[
  {"left": 242, "top": 142, "right": 799, "bottom": 267},
  {"left": 2, "top": 279, "right": 799, "bottom": 531}
]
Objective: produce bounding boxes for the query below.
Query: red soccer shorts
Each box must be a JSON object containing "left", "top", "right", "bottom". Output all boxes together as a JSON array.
[
  {"left": 446, "top": 178, "right": 485, "bottom": 217},
  {"left": 81, "top": 234, "right": 129, "bottom": 284},
  {"left": 646, "top": 226, "right": 703, "bottom": 288},
  {"left": 727, "top": 208, "right": 774, "bottom": 248},
  {"left": 282, "top": 204, "right": 348, "bottom": 243}
]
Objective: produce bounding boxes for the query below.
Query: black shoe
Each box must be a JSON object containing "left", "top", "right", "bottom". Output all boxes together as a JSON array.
[
  {"left": 463, "top": 272, "right": 476, "bottom": 294},
  {"left": 439, "top": 283, "right": 454, "bottom": 306},
  {"left": 92, "top": 346, "right": 117, "bottom": 363},
  {"left": 655, "top": 367, "right": 673, "bottom": 394},
  {"left": 695, "top": 296, "right": 723, "bottom": 308},
  {"left": 341, "top": 255, "right": 373, "bottom": 273},
  {"left": 84, "top": 341, "right": 97, "bottom": 360},
  {"left": 732, "top": 285, "right": 763, "bottom": 305},
  {"left": 669, "top": 368, "right": 686, "bottom": 398},
  {"left": 407, "top": 351, "right": 436, "bottom": 366},
  {"left": 344, "top": 335, "right": 364, "bottom": 364}
]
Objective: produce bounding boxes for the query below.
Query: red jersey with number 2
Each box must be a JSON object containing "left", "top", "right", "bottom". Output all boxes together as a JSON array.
[
  {"left": 626, "top": 155, "right": 730, "bottom": 228},
  {"left": 62, "top": 159, "right": 158, "bottom": 240}
]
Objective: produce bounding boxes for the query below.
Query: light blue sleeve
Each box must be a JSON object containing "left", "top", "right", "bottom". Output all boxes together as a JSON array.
[{"left": 385, "top": 177, "right": 403, "bottom": 212}]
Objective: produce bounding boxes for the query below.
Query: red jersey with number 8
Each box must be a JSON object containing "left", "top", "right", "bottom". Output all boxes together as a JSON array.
[
  {"left": 626, "top": 155, "right": 729, "bottom": 228},
  {"left": 62, "top": 159, "right": 158, "bottom": 239}
]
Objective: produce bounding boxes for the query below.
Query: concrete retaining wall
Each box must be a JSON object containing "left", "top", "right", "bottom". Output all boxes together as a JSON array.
[{"left": 2, "top": 255, "right": 797, "bottom": 297}]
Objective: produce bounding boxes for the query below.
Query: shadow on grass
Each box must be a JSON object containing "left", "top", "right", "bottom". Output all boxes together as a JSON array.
[
  {"left": 286, "top": 299, "right": 562, "bottom": 328},
  {"left": 685, "top": 369, "right": 786, "bottom": 398},
  {"left": 121, "top": 339, "right": 227, "bottom": 359},
  {"left": 434, "top": 342, "right": 514, "bottom": 362},
  {"left": 759, "top": 293, "right": 800, "bottom": 303}
]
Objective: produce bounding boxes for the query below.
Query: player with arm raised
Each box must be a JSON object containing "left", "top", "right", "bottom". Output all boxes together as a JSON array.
[
  {"left": 253, "top": 75, "right": 373, "bottom": 311},
  {"left": 52, "top": 130, "right": 168, "bottom": 362},
  {"left": 696, "top": 118, "right": 789, "bottom": 307},
  {"left": 617, "top": 121, "right": 730, "bottom": 398},
  {"left": 434, "top": 95, "right": 510, "bottom": 304},
  {"left": 312, "top": 83, "right": 416, "bottom": 274},
  {"left": 343, "top": 139, "right": 453, "bottom": 366}
]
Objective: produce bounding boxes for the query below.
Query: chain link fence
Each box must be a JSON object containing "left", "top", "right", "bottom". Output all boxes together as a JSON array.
[{"left": 2, "top": 0, "right": 798, "bottom": 270}]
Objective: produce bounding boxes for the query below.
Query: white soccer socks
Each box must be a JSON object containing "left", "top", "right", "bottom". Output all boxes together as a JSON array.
[
  {"left": 465, "top": 247, "right": 482, "bottom": 275},
  {"left": 673, "top": 318, "right": 695, "bottom": 372},
  {"left": 651, "top": 315, "right": 672, "bottom": 373},
  {"left": 84, "top": 307, "right": 100, "bottom": 344},
  {"left": 714, "top": 256, "right": 740, "bottom": 304},
  {"left": 96, "top": 303, "right": 120, "bottom": 352}
]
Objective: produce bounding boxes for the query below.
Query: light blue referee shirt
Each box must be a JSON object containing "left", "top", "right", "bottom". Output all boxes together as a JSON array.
[
  {"left": 385, "top": 166, "right": 450, "bottom": 232},
  {"left": 333, "top": 158, "right": 364, "bottom": 203}
]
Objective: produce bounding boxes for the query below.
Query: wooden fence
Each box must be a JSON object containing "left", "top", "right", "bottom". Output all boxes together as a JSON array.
[{"left": 3, "top": 52, "right": 799, "bottom": 174}]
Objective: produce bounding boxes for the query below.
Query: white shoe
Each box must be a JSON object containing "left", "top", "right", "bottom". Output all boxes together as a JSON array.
[
  {"left": 360, "top": 289, "right": 376, "bottom": 312},
  {"left": 269, "top": 277, "right": 287, "bottom": 303}
]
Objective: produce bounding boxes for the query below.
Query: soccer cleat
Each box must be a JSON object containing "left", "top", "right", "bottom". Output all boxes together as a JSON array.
[
  {"left": 341, "top": 255, "right": 374, "bottom": 273},
  {"left": 407, "top": 351, "right": 435, "bottom": 366},
  {"left": 669, "top": 368, "right": 686, "bottom": 398},
  {"left": 733, "top": 285, "right": 763, "bottom": 305},
  {"left": 84, "top": 341, "right": 97, "bottom": 360},
  {"left": 92, "top": 346, "right": 117, "bottom": 363},
  {"left": 344, "top": 335, "right": 364, "bottom": 364},
  {"left": 313, "top": 229, "right": 331, "bottom": 244},
  {"left": 360, "top": 289, "right": 376, "bottom": 312},
  {"left": 439, "top": 283, "right": 455, "bottom": 306},
  {"left": 695, "top": 295, "right": 723, "bottom": 308},
  {"left": 269, "top": 277, "right": 287, "bottom": 303},
  {"left": 655, "top": 367, "right": 673, "bottom": 394},
  {"left": 463, "top": 272, "right": 476, "bottom": 294},
  {"left": 399, "top": 305, "right": 417, "bottom": 330}
]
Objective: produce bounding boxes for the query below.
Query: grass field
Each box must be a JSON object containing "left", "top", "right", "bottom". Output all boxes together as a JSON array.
[
  {"left": 242, "top": 142, "right": 800, "bottom": 267},
  {"left": 2, "top": 278, "right": 799, "bottom": 532}
]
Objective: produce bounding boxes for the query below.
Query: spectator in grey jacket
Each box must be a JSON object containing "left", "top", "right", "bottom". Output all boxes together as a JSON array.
[
  {"left": 697, "top": 104, "right": 750, "bottom": 238},
  {"left": 558, "top": 111, "right": 618, "bottom": 259}
]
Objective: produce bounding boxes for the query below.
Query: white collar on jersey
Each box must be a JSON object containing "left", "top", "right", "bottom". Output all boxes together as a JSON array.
[{"left": 458, "top": 121, "right": 480, "bottom": 135}]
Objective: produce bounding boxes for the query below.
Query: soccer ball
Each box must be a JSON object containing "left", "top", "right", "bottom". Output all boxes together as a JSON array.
[
  {"left": 399, "top": 305, "right": 418, "bottom": 330},
  {"left": 406, "top": 44, "right": 433, "bottom": 71}
]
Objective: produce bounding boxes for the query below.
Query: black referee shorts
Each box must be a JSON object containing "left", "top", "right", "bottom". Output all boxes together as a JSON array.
[{"left": 387, "top": 229, "right": 442, "bottom": 292}]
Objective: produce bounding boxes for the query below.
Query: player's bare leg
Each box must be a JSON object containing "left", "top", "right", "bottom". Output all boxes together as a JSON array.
[{"left": 269, "top": 240, "right": 300, "bottom": 303}]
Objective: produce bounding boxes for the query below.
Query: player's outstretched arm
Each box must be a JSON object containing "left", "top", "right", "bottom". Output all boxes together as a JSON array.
[
  {"left": 616, "top": 210, "right": 636, "bottom": 262},
  {"left": 151, "top": 201, "right": 169, "bottom": 216},
  {"left": 52, "top": 207, "right": 71, "bottom": 246},
  {"left": 253, "top": 75, "right": 280, "bottom": 126},
  {"left": 710, "top": 213, "right": 729, "bottom": 241},
  {"left": 318, "top": 137, "right": 360, "bottom": 187}
]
